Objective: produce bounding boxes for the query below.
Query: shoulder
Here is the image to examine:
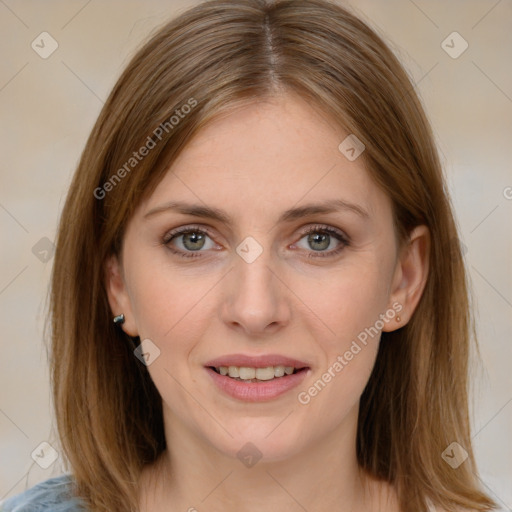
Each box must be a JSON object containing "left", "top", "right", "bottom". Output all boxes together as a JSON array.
[{"left": 0, "top": 474, "right": 88, "bottom": 511}]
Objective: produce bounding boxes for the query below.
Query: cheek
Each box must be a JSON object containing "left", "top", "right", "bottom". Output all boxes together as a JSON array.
[
  {"left": 296, "top": 341, "right": 379, "bottom": 438},
  {"left": 126, "top": 254, "right": 218, "bottom": 342},
  {"left": 293, "top": 266, "right": 387, "bottom": 419},
  {"left": 127, "top": 267, "right": 214, "bottom": 405},
  {"left": 294, "top": 258, "right": 392, "bottom": 343},
  {"left": 292, "top": 261, "right": 389, "bottom": 405}
]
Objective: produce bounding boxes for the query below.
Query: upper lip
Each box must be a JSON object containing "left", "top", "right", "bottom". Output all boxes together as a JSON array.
[{"left": 204, "top": 354, "right": 310, "bottom": 369}]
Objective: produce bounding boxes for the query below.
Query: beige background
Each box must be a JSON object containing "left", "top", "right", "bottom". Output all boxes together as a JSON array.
[{"left": 1, "top": 0, "right": 511, "bottom": 508}]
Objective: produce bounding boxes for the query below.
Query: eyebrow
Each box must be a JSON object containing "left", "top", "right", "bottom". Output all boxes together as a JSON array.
[{"left": 143, "top": 198, "right": 370, "bottom": 224}]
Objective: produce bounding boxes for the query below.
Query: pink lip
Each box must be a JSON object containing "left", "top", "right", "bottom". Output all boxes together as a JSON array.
[
  {"left": 204, "top": 353, "right": 310, "bottom": 369},
  {"left": 205, "top": 366, "right": 311, "bottom": 402}
]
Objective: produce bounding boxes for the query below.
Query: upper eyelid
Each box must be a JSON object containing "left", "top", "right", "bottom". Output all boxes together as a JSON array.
[{"left": 163, "top": 224, "right": 215, "bottom": 242}]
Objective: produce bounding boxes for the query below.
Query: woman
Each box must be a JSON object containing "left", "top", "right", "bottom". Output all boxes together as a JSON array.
[{"left": 0, "top": 0, "right": 498, "bottom": 511}]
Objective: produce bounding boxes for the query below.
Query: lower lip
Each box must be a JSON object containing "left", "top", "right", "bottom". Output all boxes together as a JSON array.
[{"left": 205, "top": 367, "right": 310, "bottom": 402}]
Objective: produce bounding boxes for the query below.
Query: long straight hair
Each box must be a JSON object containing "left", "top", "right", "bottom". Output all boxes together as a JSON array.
[{"left": 48, "top": 0, "right": 497, "bottom": 510}]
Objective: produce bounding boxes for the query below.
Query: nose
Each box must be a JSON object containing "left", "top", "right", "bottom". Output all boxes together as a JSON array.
[{"left": 221, "top": 246, "right": 291, "bottom": 337}]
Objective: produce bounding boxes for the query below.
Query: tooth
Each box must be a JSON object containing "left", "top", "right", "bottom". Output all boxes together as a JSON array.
[
  {"left": 256, "top": 367, "right": 275, "bottom": 380},
  {"left": 228, "top": 366, "right": 240, "bottom": 378},
  {"left": 219, "top": 366, "right": 228, "bottom": 376},
  {"left": 238, "top": 367, "right": 256, "bottom": 380},
  {"left": 284, "top": 366, "right": 294, "bottom": 375},
  {"left": 274, "top": 365, "right": 285, "bottom": 377}
]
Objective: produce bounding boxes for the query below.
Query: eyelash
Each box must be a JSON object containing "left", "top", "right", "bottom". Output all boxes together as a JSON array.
[{"left": 162, "top": 224, "right": 350, "bottom": 260}]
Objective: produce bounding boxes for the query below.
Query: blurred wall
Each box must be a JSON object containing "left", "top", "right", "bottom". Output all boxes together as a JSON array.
[{"left": 1, "top": 0, "right": 511, "bottom": 508}]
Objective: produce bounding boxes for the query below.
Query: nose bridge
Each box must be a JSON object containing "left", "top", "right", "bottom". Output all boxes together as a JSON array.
[{"left": 222, "top": 235, "right": 289, "bottom": 334}]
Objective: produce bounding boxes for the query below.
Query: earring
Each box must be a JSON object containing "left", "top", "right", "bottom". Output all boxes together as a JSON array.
[
  {"left": 396, "top": 316, "right": 401, "bottom": 323},
  {"left": 113, "top": 314, "right": 125, "bottom": 325}
]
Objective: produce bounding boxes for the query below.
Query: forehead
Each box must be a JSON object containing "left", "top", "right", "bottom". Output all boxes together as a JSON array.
[{"left": 139, "top": 93, "right": 390, "bottom": 225}]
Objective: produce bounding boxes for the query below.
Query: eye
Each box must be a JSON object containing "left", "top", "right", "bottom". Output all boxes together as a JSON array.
[
  {"left": 162, "top": 223, "right": 350, "bottom": 260},
  {"left": 293, "top": 224, "right": 349, "bottom": 258},
  {"left": 162, "top": 225, "right": 219, "bottom": 259}
]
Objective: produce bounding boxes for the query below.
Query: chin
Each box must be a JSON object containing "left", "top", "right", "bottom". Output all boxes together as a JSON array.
[{"left": 205, "top": 421, "right": 308, "bottom": 465}]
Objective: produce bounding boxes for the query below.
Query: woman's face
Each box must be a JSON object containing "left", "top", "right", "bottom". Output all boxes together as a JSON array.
[{"left": 107, "top": 93, "right": 417, "bottom": 462}]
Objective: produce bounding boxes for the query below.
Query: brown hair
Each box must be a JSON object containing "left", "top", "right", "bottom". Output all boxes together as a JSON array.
[{"left": 48, "top": 0, "right": 497, "bottom": 511}]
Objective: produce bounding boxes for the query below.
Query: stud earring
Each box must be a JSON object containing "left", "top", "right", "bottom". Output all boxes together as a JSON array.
[
  {"left": 113, "top": 314, "right": 125, "bottom": 325},
  {"left": 396, "top": 316, "right": 401, "bottom": 323}
]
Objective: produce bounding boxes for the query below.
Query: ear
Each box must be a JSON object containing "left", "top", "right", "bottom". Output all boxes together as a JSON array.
[
  {"left": 382, "top": 225, "right": 430, "bottom": 332},
  {"left": 104, "top": 254, "right": 139, "bottom": 337}
]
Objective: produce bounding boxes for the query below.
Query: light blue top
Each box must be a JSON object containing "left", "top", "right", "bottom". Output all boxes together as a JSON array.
[{"left": 0, "top": 474, "right": 88, "bottom": 511}]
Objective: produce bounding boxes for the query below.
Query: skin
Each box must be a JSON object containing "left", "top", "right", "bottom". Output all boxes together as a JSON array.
[{"left": 106, "top": 92, "right": 430, "bottom": 512}]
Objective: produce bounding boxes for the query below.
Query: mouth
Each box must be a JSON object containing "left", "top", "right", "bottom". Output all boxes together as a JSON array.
[{"left": 204, "top": 356, "right": 311, "bottom": 401}]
